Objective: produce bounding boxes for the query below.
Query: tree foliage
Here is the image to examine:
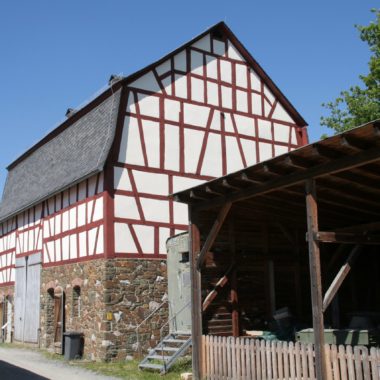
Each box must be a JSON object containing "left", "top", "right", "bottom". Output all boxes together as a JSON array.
[{"left": 321, "top": 9, "right": 380, "bottom": 134}]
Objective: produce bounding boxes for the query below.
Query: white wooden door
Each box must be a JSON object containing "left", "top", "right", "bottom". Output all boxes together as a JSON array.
[{"left": 14, "top": 253, "right": 41, "bottom": 343}]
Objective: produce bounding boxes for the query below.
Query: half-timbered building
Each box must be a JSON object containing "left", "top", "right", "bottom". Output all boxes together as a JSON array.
[{"left": 0, "top": 22, "right": 307, "bottom": 360}]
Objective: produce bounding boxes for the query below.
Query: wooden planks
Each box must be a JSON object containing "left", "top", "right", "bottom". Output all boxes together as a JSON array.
[{"left": 202, "top": 335, "right": 380, "bottom": 380}]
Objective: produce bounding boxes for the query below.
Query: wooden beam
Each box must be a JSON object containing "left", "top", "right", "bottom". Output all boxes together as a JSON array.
[
  {"left": 194, "top": 145, "right": 380, "bottom": 211},
  {"left": 196, "top": 202, "right": 232, "bottom": 270},
  {"left": 313, "top": 231, "right": 380, "bottom": 244},
  {"left": 189, "top": 208, "right": 202, "bottom": 380},
  {"left": 334, "top": 221, "right": 380, "bottom": 233},
  {"left": 229, "top": 223, "right": 239, "bottom": 337},
  {"left": 202, "top": 264, "right": 234, "bottom": 312},
  {"left": 322, "top": 245, "right": 363, "bottom": 312},
  {"left": 305, "top": 179, "right": 326, "bottom": 380}
]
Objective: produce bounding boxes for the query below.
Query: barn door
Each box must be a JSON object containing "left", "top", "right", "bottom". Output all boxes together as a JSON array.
[{"left": 14, "top": 253, "right": 41, "bottom": 343}]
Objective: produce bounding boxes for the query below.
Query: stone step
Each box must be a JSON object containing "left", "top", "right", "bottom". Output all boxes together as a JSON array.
[
  {"left": 164, "top": 338, "right": 187, "bottom": 344},
  {"left": 147, "top": 354, "right": 172, "bottom": 361},
  {"left": 139, "top": 363, "right": 163, "bottom": 370}
]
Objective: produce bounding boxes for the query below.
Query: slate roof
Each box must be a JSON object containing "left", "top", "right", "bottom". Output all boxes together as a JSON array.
[{"left": 0, "top": 88, "right": 121, "bottom": 222}]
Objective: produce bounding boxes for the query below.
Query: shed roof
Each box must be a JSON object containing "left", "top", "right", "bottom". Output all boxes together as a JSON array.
[{"left": 174, "top": 120, "right": 380, "bottom": 231}]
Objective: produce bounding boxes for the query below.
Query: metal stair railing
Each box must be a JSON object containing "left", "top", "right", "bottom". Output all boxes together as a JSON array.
[
  {"left": 159, "top": 300, "right": 191, "bottom": 372},
  {"left": 135, "top": 299, "right": 168, "bottom": 357}
]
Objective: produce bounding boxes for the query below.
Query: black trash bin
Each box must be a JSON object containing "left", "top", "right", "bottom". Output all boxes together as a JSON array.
[{"left": 63, "top": 331, "right": 84, "bottom": 360}]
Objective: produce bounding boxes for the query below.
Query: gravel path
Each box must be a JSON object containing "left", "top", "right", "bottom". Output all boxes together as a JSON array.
[{"left": 0, "top": 346, "right": 120, "bottom": 380}]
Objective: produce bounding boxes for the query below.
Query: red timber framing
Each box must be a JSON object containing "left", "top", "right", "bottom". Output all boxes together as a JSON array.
[{"left": 175, "top": 120, "right": 380, "bottom": 380}]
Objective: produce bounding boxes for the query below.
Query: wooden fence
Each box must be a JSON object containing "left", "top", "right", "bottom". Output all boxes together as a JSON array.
[{"left": 202, "top": 335, "right": 380, "bottom": 380}]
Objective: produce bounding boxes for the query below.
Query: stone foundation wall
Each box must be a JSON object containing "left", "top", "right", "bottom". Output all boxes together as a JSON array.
[
  {"left": 103, "top": 258, "right": 168, "bottom": 361},
  {"left": 40, "top": 258, "right": 168, "bottom": 361},
  {"left": 40, "top": 259, "right": 107, "bottom": 360}
]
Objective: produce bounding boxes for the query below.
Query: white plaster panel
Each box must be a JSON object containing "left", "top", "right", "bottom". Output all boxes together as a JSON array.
[
  {"left": 69, "top": 234, "right": 77, "bottom": 260},
  {"left": 96, "top": 225, "right": 104, "bottom": 255},
  {"left": 55, "top": 194, "right": 62, "bottom": 212},
  {"left": 236, "top": 64, "right": 247, "bottom": 88},
  {"left": 258, "top": 119, "right": 272, "bottom": 140},
  {"left": 142, "top": 119, "right": 160, "bottom": 168},
  {"left": 183, "top": 103, "right": 210, "bottom": 127},
  {"left": 88, "top": 227, "right": 97, "bottom": 256},
  {"left": 174, "top": 74, "right": 187, "bottom": 99},
  {"left": 133, "top": 171, "right": 168, "bottom": 196},
  {"left": 124, "top": 117, "right": 145, "bottom": 166},
  {"left": 172, "top": 176, "right": 205, "bottom": 193},
  {"left": 184, "top": 129, "right": 204, "bottom": 173},
  {"left": 134, "top": 225, "right": 154, "bottom": 253},
  {"left": 140, "top": 198, "right": 169, "bottom": 223},
  {"left": 77, "top": 204, "right": 86, "bottom": 227},
  {"left": 190, "top": 50, "right": 204, "bottom": 75},
  {"left": 62, "top": 211, "right": 69, "bottom": 232},
  {"left": 210, "top": 110, "right": 221, "bottom": 131},
  {"left": 213, "top": 39, "right": 225, "bottom": 56},
  {"left": 156, "top": 59, "right": 171, "bottom": 76},
  {"left": 78, "top": 181, "right": 86, "bottom": 201},
  {"left": 234, "top": 114, "right": 255, "bottom": 136},
  {"left": 88, "top": 175, "right": 97, "bottom": 196},
  {"left": 115, "top": 223, "right": 137, "bottom": 253},
  {"left": 159, "top": 227, "right": 171, "bottom": 254},
  {"left": 55, "top": 239, "right": 61, "bottom": 262},
  {"left": 164, "top": 99, "right": 180, "bottom": 122},
  {"left": 129, "top": 71, "right": 161, "bottom": 93},
  {"left": 126, "top": 92, "right": 136, "bottom": 113},
  {"left": 272, "top": 102, "right": 295, "bottom": 123},
  {"left": 224, "top": 113, "right": 234, "bottom": 133},
  {"left": 137, "top": 93, "right": 160, "bottom": 118},
  {"left": 250, "top": 69, "right": 261, "bottom": 92},
  {"left": 201, "top": 133, "right": 222, "bottom": 177},
  {"left": 93, "top": 197, "right": 103, "bottom": 221},
  {"left": 79, "top": 231, "right": 87, "bottom": 257},
  {"left": 43, "top": 220, "right": 50, "bottom": 238},
  {"left": 69, "top": 205, "right": 77, "bottom": 229},
  {"left": 205, "top": 55, "right": 218, "bottom": 79},
  {"left": 28, "top": 231, "right": 33, "bottom": 251},
  {"left": 174, "top": 202, "right": 188, "bottom": 225},
  {"left": 69, "top": 187, "right": 77, "bottom": 204},
  {"left": 114, "top": 195, "right": 140, "bottom": 220},
  {"left": 174, "top": 50, "right": 187, "bottom": 71},
  {"left": 264, "top": 99, "right": 271, "bottom": 117},
  {"left": 226, "top": 136, "right": 244, "bottom": 173},
  {"left": 46, "top": 242, "right": 54, "bottom": 262},
  {"left": 114, "top": 167, "right": 132, "bottom": 191},
  {"left": 291, "top": 128, "right": 298, "bottom": 145},
  {"left": 274, "top": 123, "right": 290, "bottom": 143},
  {"left": 221, "top": 86, "right": 232, "bottom": 109},
  {"left": 241, "top": 139, "right": 257, "bottom": 166},
  {"left": 227, "top": 40, "right": 244, "bottom": 61},
  {"left": 252, "top": 93, "right": 262, "bottom": 116},
  {"left": 274, "top": 144, "right": 289, "bottom": 156},
  {"left": 62, "top": 236, "right": 69, "bottom": 261},
  {"left": 264, "top": 85, "right": 275, "bottom": 104},
  {"left": 55, "top": 215, "right": 61, "bottom": 235},
  {"left": 192, "top": 34, "right": 211, "bottom": 52},
  {"left": 164, "top": 125, "right": 179, "bottom": 171},
  {"left": 220, "top": 60, "right": 232, "bottom": 83},
  {"left": 62, "top": 191, "right": 69, "bottom": 209},
  {"left": 206, "top": 81, "right": 218, "bottom": 106},
  {"left": 97, "top": 172, "right": 104, "bottom": 193},
  {"left": 236, "top": 90, "right": 248, "bottom": 113},
  {"left": 191, "top": 77, "right": 204, "bottom": 103},
  {"left": 259, "top": 142, "right": 273, "bottom": 161},
  {"left": 162, "top": 76, "right": 172, "bottom": 96}
]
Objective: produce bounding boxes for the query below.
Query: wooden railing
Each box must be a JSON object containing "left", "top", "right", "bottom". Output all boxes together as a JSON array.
[{"left": 202, "top": 335, "right": 380, "bottom": 379}]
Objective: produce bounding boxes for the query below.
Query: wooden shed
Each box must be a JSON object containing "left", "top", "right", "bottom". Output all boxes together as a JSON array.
[{"left": 174, "top": 120, "right": 380, "bottom": 379}]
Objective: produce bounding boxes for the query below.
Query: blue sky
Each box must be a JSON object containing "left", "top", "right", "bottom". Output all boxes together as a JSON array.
[{"left": 0, "top": 1, "right": 377, "bottom": 193}]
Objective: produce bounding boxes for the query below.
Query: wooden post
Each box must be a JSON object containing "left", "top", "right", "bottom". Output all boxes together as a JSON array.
[
  {"left": 189, "top": 207, "right": 202, "bottom": 380},
  {"left": 263, "top": 225, "right": 276, "bottom": 317},
  {"left": 305, "top": 179, "right": 326, "bottom": 380},
  {"left": 229, "top": 222, "right": 239, "bottom": 337}
]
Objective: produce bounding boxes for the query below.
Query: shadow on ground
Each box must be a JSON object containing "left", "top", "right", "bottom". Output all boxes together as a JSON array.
[{"left": 0, "top": 360, "right": 50, "bottom": 380}]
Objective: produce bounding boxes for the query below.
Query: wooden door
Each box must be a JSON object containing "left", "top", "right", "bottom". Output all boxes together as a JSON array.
[
  {"left": 14, "top": 253, "right": 41, "bottom": 343},
  {"left": 53, "top": 289, "right": 65, "bottom": 354}
]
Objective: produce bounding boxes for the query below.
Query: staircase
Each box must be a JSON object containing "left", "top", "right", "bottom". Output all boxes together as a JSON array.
[{"left": 138, "top": 332, "right": 192, "bottom": 374}]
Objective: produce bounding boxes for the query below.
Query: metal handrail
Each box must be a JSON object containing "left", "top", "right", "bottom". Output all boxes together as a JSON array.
[
  {"left": 159, "top": 300, "right": 191, "bottom": 371},
  {"left": 135, "top": 299, "right": 168, "bottom": 357}
]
